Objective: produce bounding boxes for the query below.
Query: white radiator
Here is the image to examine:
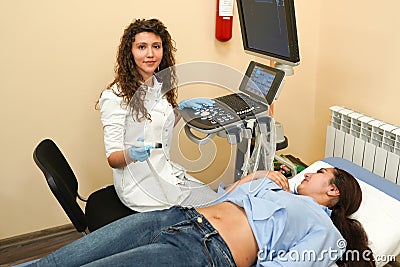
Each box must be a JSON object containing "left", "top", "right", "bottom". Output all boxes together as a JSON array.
[{"left": 325, "top": 106, "right": 400, "bottom": 185}]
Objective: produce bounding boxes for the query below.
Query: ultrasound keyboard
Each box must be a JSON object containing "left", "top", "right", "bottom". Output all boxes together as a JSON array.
[{"left": 181, "top": 93, "right": 269, "bottom": 133}]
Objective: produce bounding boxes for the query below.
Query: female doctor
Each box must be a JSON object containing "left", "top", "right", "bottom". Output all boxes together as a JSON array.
[{"left": 97, "top": 18, "right": 216, "bottom": 212}]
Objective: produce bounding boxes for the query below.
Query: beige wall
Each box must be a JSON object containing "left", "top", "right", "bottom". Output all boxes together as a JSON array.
[
  {"left": 312, "top": 0, "right": 400, "bottom": 156},
  {"left": 1, "top": 0, "right": 399, "bottom": 239},
  {"left": 275, "top": 0, "right": 400, "bottom": 162}
]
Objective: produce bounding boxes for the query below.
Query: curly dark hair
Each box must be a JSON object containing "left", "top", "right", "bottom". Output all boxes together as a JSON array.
[{"left": 97, "top": 18, "right": 178, "bottom": 121}]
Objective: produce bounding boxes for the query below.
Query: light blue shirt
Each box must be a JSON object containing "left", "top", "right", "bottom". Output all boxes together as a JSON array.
[{"left": 217, "top": 178, "right": 345, "bottom": 266}]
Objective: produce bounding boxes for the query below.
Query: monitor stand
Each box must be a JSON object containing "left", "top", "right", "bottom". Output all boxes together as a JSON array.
[{"left": 274, "top": 62, "right": 294, "bottom": 76}]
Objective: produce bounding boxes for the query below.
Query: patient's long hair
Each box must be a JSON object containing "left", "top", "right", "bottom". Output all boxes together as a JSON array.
[{"left": 330, "top": 168, "right": 375, "bottom": 267}]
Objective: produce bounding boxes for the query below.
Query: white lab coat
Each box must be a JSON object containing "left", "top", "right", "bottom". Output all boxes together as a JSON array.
[{"left": 99, "top": 78, "right": 209, "bottom": 212}]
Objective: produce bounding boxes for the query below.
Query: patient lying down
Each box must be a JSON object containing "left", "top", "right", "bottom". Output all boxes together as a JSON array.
[{"left": 30, "top": 168, "right": 375, "bottom": 267}]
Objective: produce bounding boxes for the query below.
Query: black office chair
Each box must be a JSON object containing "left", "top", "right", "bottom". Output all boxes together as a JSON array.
[{"left": 33, "top": 138, "right": 135, "bottom": 234}]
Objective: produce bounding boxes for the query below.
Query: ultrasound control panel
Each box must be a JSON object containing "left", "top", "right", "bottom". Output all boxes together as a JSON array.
[
  {"left": 181, "top": 61, "right": 284, "bottom": 134},
  {"left": 180, "top": 93, "right": 269, "bottom": 134}
]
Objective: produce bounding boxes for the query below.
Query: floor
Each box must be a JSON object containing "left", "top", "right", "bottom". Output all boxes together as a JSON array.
[{"left": 0, "top": 224, "right": 82, "bottom": 267}]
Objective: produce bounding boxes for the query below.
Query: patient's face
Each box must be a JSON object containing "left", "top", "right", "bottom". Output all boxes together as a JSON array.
[{"left": 296, "top": 168, "right": 336, "bottom": 198}]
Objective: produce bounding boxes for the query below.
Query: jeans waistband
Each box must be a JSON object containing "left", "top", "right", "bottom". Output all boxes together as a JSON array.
[
  {"left": 179, "top": 206, "right": 237, "bottom": 267},
  {"left": 181, "top": 207, "right": 216, "bottom": 233}
]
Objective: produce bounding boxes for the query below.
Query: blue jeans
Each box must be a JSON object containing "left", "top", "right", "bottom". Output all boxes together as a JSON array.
[{"left": 30, "top": 207, "right": 237, "bottom": 267}]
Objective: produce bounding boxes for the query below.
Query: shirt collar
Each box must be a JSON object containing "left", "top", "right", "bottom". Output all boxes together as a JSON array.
[
  {"left": 141, "top": 76, "right": 162, "bottom": 95},
  {"left": 321, "top": 205, "right": 333, "bottom": 217},
  {"left": 295, "top": 194, "right": 333, "bottom": 217}
]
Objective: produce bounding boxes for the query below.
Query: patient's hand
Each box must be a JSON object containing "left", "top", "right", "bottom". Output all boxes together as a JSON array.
[
  {"left": 266, "top": 171, "right": 290, "bottom": 192},
  {"left": 241, "top": 170, "right": 289, "bottom": 192},
  {"left": 227, "top": 170, "right": 290, "bottom": 193}
]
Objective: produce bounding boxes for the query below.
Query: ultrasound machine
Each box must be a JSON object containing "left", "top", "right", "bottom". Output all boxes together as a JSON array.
[
  {"left": 181, "top": 0, "right": 300, "bottom": 179},
  {"left": 180, "top": 61, "right": 288, "bottom": 179}
]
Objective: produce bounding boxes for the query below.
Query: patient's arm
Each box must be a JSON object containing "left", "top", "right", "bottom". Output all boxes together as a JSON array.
[
  {"left": 225, "top": 170, "right": 289, "bottom": 192},
  {"left": 265, "top": 171, "right": 290, "bottom": 191}
]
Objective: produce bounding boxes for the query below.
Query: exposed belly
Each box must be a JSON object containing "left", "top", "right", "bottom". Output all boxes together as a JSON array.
[{"left": 196, "top": 202, "right": 258, "bottom": 267}]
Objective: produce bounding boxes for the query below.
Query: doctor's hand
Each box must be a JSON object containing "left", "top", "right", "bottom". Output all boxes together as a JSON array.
[
  {"left": 177, "top": 98, "right": 215, "bottom": 110},
  {"left": 128, "top": 137, "right": 153, "bottom": 162}
]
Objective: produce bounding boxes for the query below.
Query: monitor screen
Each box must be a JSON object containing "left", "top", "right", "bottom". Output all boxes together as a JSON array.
[
  {"left": 240, "top": 61, "right": 285, "bottom": 105},
  {"left": 237, "top": 0, "right": 300, "bottom": 67}
]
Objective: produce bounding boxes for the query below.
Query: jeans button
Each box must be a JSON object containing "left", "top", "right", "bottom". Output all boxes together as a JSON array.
[{"left": 197, "top": 217, "right": 203, "bottom": 223}]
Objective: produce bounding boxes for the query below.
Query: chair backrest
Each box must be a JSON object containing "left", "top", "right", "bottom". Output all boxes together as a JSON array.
[{"left": 33, "top": 139, "right": 88, "bottom": 233}]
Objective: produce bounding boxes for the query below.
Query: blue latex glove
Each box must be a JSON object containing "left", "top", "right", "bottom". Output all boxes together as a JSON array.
[
  {"left": 128, "top": 137, "right": 153, "bottom": 162},
  {"left": 177, "top": 97, "right": 215, "bottom": 110}
]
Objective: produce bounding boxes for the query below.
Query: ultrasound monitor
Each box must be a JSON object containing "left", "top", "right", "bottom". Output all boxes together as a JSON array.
[
  {"left": 237, "top": 0, "right": 300, "bottom": 74},
  {"left": 239, "top": 61, "right": 285, "bottom": 105}
]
